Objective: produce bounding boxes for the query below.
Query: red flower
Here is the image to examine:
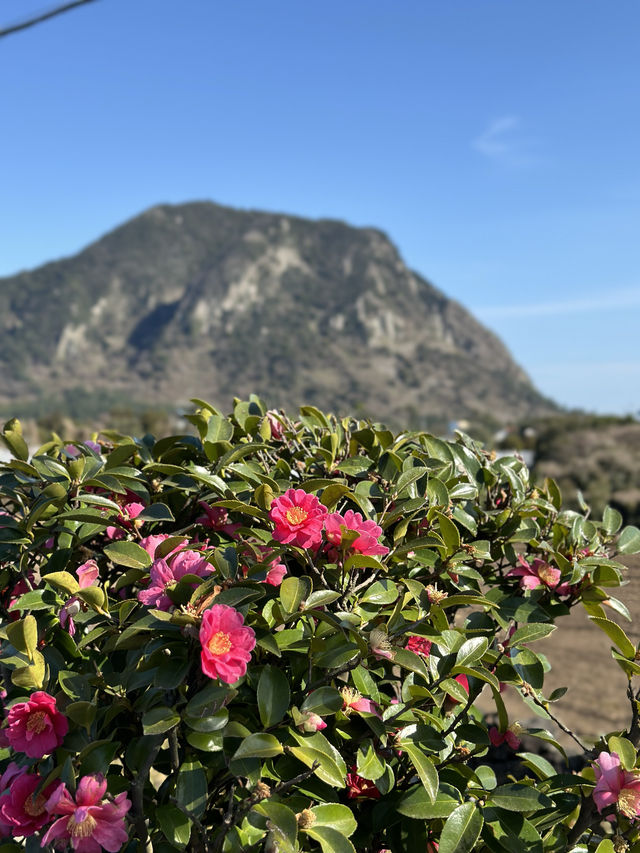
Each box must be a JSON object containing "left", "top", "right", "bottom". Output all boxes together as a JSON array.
[
  {"left": 6, "top": 691, "right": 68, "bottom": 758},
  {"left": 324, "top": 510, "right": 389, "bottom": 557},
  {"left": 200, "top": 604, "right": 256, "bottom": 684},
  {"left": 340, "top": 688, "right": 382, "bottom": 718},
  {"left": 269, "top": 489, "right": 327, "bottom": 549},
  {"left": 405, "top": 635, "right": 432, "bottom": 658},
  {"left": 489, "top": 724, "right": 522, "bottom": 750},
  {"left": 42, "top": 774, "right": 131, "bottom": 852},
  {"left": 0, "top": 772, "right": 60, "bottom": 837},
  {"left": 346, "top": 769, "right": 381, "bottom": 800},
  {"left": 196, "top": 503, "right": 241, "bottom": 536}
]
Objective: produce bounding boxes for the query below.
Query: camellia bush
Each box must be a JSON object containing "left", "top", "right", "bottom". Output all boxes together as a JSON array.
[{"left": 1, "top": 396, "right": 640, "bottom": 853}]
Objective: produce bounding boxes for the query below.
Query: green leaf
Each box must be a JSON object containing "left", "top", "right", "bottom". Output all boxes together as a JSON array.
[
  {"left": 608, "top": 735, "right": 637, "bottom": 771},
  {"left": 595, "top": 841, "right": 615, "bottom": 853},
  {"left": 42, "top": 571, "right": 80, "bottom": 595},
  {"left": 65, "top": 701, "right": 97, "bottom": 729},
  {"left": 508, "top": 623, "right": 556, "bottom": 646},
  {"left": 301, "top": 687, "right": 343, "bottom": 715},
  {"left": 233, "top": 733, "right": 284, "bottom": 759},
  {"left": 455, "top": 637, "right": 488, "bottom": 668},
  {"left": 309, "top": 804, "right": 356, "bottom": 837},
  {"left": 356, "top": 740, "right": 385, "bottom": 781},
  {"left": 6, "top": 615, "right": 38, "bottom": 661},
  {"left": 396, "top": 785, "right": 460, "bottom": 819},
  {"left": 290, "top": 730, "right": 347, "bottom": 788},
  {"left": 253, "top": 801, "right": 298, "bottom": 850},
  {"left": 399, "top": 742, "right": 438, "bottom": 802},
  {"left": 11, "top": 649, "right": 45, "bottom": 689},
  {"left": 603, "top": 506, "right": 623, "bottom": 535},
  {"left": 438, "top": 802, "right": 483, "bottom": 853},
  {"left": 104, "top": 540, "right": 152, "bottom": 569},
  {"left": 142, "top": 706, "right": 180, "bottom": 735},
  {"left": 437, "top": 512, "right": 461, "bottom": 557},
  {"left": 257, "top": 665, "right": 290, "bottom": 728},
  {"left": 619, "top": 525, "right": 640, "bottom": 554},
  {"left": 488, "top": 783, "right": 553, "bottom": 812},
  {"left": 344, "top": 554, "right": 386, "bottom": 572},
  {"left": 590, "top": 616, "right": 636, "bottom": 658},
  {"left": 280, "top": 576, "right": 312, "bottom": 614},
  {"left": 303, "top": 827, "right": 356, "bottom": 853},
  {"left": 158, "top": 804, "right": 192, "bottom": 849},
  {"left": 136, "top": 503, "right": 175, "bottom": 522},
  {"left": 360, "top": 579, "right": 398, "bottom": 605},
  {"left": 175, "top": 759, "right": 208, "bottom": 819}
]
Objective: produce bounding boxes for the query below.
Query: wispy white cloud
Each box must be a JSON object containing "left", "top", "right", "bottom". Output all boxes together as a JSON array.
[
  {"left": 473, "top": 287, "right": 640, "bottom": 320},
  {"left": 472, "top": 115, "right": 536, "bottom": 166}
]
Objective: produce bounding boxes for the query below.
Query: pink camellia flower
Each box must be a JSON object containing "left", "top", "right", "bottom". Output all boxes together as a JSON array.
[
  {"left": 200, "top": 604, "right": 256, "bottom": 684},
  {"left": 266, "top": 411, "right": 285, "bottom": 440},
  {"left": 507, "top": 555, "right": 561, "bottom": 591},
  {"left": 369, "top": 629, "right": 395, "bottom": 661},
  {"left": 106, "top": 494, "right": 146, "bottom": 541},
  {"left": 324, "top": 510, "right": 389, "bottom": 557},
  {"left": 0, "top": 763, "right": 26, "bottom": 837},
  {"left": 6, "top": 691, "right": 68, "bottom": 758},
  {"left": 0, "top": 773, "right": 60, "bottom": 837},
  {"left": 592, "top": 751, "right": 640, "bottom": 817},
  {"left": 340, "top": 688, "right": 382, "bottom": 719},
  {"left": 138, "top": 534, "right": 188, "bottom": 563},
  {"left": 265, "top": 559, "right": 287, "bottom": 587},
  {"left": 195, "top": 503, "right": 241, "bottom": 536},
  {"left": 42, "top": 774, "right": 131, "bottom": 852},
  {"left": 297, "top": 711, "right": 327, "bottom": 733},
  {"left": 269, "top": 489, "right": 327, "bottom": 549},
  {"left": 60, "top": 559, "right": 100, "bottom": 636},
  {"left": 346, "top": 769, "right": 381, "bottom": 800},
  {"left": 405, "top": 635, "right": 432, "bottom": 658},
  {"left": 489, "top": 723, "right": 523, "bottom": 750},
  {"left": 138, "top": 549, "right": 213, "bottom": 611}
]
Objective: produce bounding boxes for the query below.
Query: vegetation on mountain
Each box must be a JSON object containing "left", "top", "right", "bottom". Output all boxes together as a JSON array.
[{"left": 0, "top": 202, "right": 555, "bottom": 428}]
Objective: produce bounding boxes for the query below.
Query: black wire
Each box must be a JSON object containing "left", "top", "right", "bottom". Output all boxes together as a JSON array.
[{"left": 0, "top": 0, "right": 98, "bottom": 39}]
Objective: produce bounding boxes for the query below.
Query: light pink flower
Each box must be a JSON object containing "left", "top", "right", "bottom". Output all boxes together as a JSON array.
[
  {"left": 6, "top": 692, "right": 68, "bottom": 758},
  {"left": 196, "top": 503, "right": 241, "bottom": 536},
  {"left": 297, "top": 712, "right": 327, "bottom": 733},
  {"left": 507, "top": 555, "right": 561, "bottom": 590},
  {"left": 200, "top": 604, "right": 256, "bottom": 684},
  {"left": 269, "top": 489, "right": 327, "bottom": 549},
  {"left": 60, "top": 559, "right": 100, "bottom": 636},
  {"left": 405, "top": 635, "right": 432, "bottom": 658},
  {"left": 240, "top": 545, "right": 288, "bottom": 587},
  {"left": 324, "top": 510, "right": 389, "bottom": 557},
  {"left": 42, "top": 774, "right": 131, "bottom": 852},
  {"left": 137, "top": 549, "right": 213, "bottom": 611},
  {"left": 340, "top": 688, "right": 382, "bottom": 718},
  {"left": 0, "top": 773, "right": 60, "bottom": 837},
  {"left": 592, "top": 751, "right": 640, "bottom": 817}
]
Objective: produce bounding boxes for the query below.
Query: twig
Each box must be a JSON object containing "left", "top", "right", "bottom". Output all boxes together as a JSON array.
[
  {"left": 308, "top": 654, "right": 362, "bottom": 689},
  {"left": 130, "top": 734, "right": 163, "bottom": 847},
  {"left": 526, "top": 689, "right": 591, "bottom": 755},
  {"left": 0, "top": 0, "right": 98, "bottom": 38}
]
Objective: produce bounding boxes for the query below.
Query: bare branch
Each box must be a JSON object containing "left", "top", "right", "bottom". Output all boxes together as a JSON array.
[{"left": 0, "top": 0, "right": 98, "bottom": 39}]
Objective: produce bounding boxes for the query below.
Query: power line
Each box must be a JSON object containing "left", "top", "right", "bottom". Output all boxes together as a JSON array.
[{"left": 0, "top": 0, "right": 99, "bottom": 39}]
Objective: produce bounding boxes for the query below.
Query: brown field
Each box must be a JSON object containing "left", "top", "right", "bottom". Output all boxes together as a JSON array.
[{"left": 476, "top": 555, "right": 640, "bottom": 753}]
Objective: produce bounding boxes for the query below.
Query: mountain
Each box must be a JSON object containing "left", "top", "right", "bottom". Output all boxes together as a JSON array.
[{"left": 0, "top": 201, "right": 555, "bottom": 428}]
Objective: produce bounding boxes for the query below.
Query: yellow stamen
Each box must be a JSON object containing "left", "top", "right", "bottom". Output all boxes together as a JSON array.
[
  {"left": 618, "top": 787, "right": 640, "bottom": 819},
  {"left": 67, "top": 814, "right": 97, "bottom": 838},
  {"left": 340, "top": 687, "right": 361, "bottom": 713},
  {"left": 26, "top": 712, "right": 47, "bottom": 734},
  {"left": 23, "top": 794, "right": 46, "bottom": 816},
  {"left": 207, "top": 631, "right": 232, "bottom": 655},
  {"left": 285, "top": 506, "right": 308, "bottom": 525},
  {"left": 537, "top": 564, "right": 557, "bottom": 586}
]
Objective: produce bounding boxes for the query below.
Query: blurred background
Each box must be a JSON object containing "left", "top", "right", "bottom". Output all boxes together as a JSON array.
[{"left": 1, "top": 0, "right": 639, "bottom": 740}]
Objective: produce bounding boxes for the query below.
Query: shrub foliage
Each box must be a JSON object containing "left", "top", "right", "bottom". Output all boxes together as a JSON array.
[{"left": 1, "top": 397, "right": 640, "bottom": 852}]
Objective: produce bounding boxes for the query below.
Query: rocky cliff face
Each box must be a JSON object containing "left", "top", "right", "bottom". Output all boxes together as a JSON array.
[{"left": 0, "top": 201, "right": 554, "bottom": 426}]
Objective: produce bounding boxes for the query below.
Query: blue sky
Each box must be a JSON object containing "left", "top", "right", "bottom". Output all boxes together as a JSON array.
[{"left": 1, "top": 0, "right": 639, "bottom": 414}]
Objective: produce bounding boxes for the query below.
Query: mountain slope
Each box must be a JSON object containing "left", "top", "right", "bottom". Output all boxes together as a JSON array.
[{"left": 0, "top": 201, "right": 555, "bottom": 426}]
